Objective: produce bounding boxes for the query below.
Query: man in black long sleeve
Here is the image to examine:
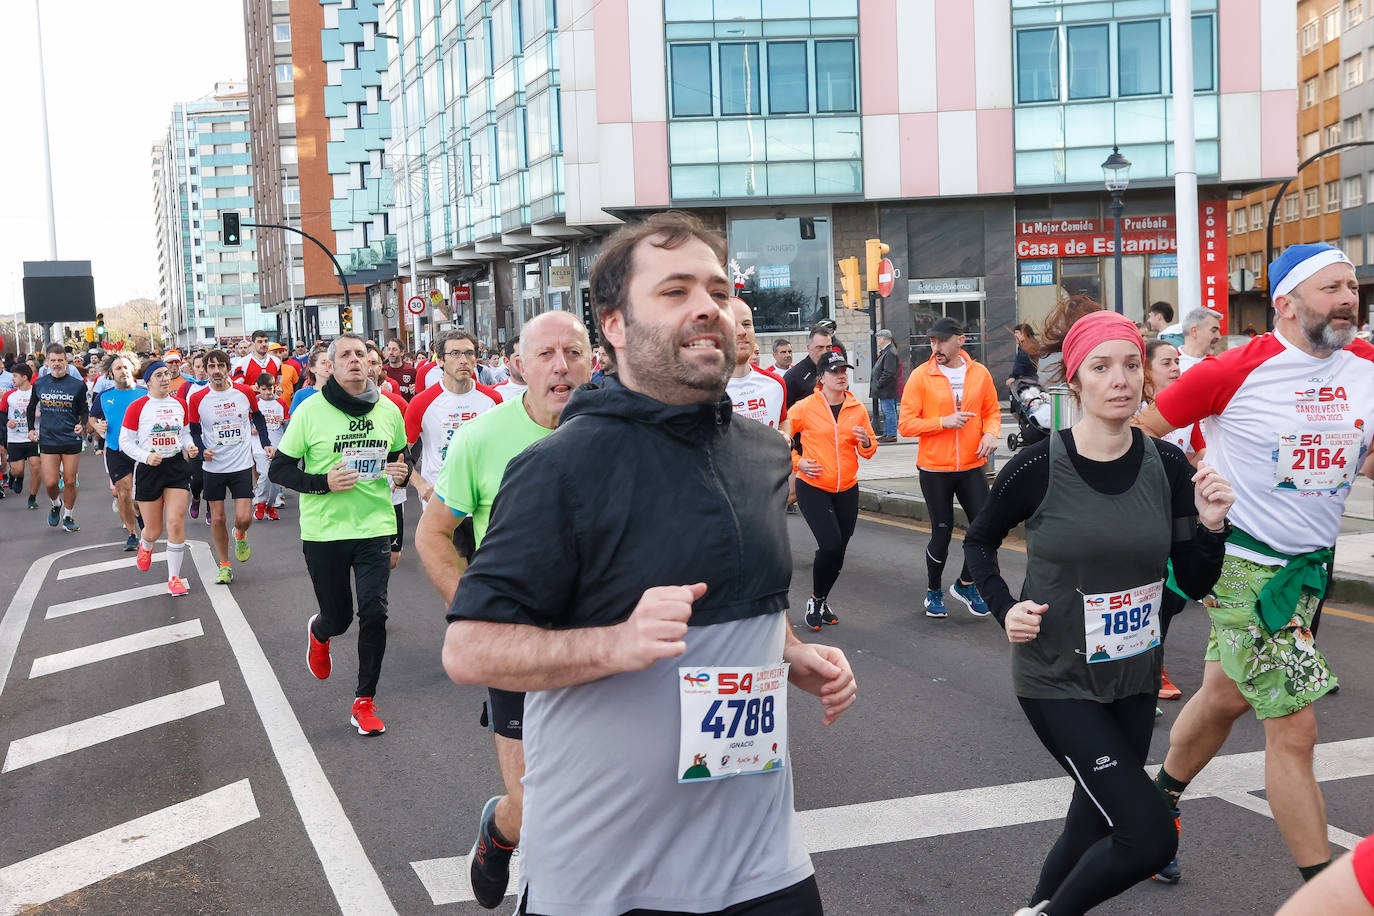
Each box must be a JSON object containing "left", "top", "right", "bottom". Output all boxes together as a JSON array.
[
  {"left": 871, "top": 329, "right": 900, "bottom": 442},
  {"left": 782, "top": 325, "right": 834, "bottom": 408},
  {"left": 28, "top": 343, "right": 89, "bottom": 531}
]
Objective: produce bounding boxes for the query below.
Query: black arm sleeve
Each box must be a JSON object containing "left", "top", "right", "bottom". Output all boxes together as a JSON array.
[
  {"left": 73, "top": 384, "right": 88, "bottom": 425},
  {"left": 90, "top": 394, "right": 106, "bottom": 421},
  {"left": 963, "top": 442, "right": 1051, "bottom": 626},
  {"left": 251, "top": 410, "right": 270, "bottom": 448},
  {"left": 1155, "top": 441, "right": 1228, "bottom": 599},
  {"left": 189, "top": 422, "right": 206, "bottom": 453},
  {"left": 26, "top": 387, "right": 38, "bottom": 429},
  {"left": 268, "top": 448, "right": 331, "bottom": 494}
]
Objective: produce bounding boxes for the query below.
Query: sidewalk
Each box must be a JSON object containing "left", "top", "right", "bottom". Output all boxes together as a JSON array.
[{"left": 855, "top": 406, "right": 1374, "bottom": 601}]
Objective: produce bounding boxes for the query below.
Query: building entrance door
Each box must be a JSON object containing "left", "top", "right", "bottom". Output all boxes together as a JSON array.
[{"left": 907, "top": 278, "right": 987, "bottom": 368}]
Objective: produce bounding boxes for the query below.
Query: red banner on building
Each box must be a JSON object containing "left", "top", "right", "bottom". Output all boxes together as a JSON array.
[{"left": 1198, "top": 201, "right": 1228, "bottom": 333}]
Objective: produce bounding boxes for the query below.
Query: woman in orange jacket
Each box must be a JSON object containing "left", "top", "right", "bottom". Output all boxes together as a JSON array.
[{"left": 790, "top": 351, "right": 878, "bottom": 630}]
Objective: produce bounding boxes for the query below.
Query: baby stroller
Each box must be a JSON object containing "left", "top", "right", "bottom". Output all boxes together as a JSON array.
[{"left": 1007, "top": 377, "right": 1050, "bottom": 451}]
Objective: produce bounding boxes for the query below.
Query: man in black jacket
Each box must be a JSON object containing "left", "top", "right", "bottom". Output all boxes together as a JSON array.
[
  {"left": 871, "top": 328, "right": 900, "bottom": 442},
  {"left": 782, "top": 324, "right": 834, "bottom": 408},
  {"left": 441, "top": 211, "right": 856, "bottom": 916}
]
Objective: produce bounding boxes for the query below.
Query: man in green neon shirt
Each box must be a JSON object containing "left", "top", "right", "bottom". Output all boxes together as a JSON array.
[{"left": 415, "top": 310, "right": 593, "bottom": 907}]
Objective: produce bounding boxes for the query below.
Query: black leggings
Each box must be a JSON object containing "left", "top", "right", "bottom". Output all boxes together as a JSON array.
[
  {"left": 303, "top": 536, "right": 392, "bottom": 698},
  {"left": 918, "top": 467, "right": 988, "bottom": 591},
  {"left": 795, "top": 480, "right": 859, "bottom": 601},
  {"left": 523, "top": 876, "right": 822, "bottom": 916},
  {"left": 1159, "top": 586, "right": 1187, "bottom": 642},
  {"left": 1018, "top": 693, "right": 1178, "bottom": 916}
]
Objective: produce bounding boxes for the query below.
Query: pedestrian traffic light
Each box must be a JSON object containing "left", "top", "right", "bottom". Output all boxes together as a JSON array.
[
  {"left": 838, "top": 257, "right": 861, "bottom": 310},
  {"left": 223, "top": 211, "right": 241, "bottom": 246},
  {"left": 865, "top": 238, "right": 891, "bottom": 292},
  {"left": 95, "top": 312, "right": 105, "bottom": 339}
]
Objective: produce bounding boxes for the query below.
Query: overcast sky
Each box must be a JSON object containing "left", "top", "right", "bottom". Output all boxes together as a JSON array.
[{"left": 3, "top": 0, "right": 248, "bottom": 319}]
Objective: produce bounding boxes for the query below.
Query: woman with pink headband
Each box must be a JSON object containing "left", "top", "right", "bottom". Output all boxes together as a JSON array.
[{"left": 964, "top": 310, "right": 1235, "bottom": 916}]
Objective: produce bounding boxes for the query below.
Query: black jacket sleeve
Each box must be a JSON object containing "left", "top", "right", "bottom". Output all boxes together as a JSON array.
[
  {"left": 251, "top": 410, "right": 271, "bottom": 448},
  {"left": 268, "top": 448, "right": 331, "bottom": 494},
  {"left": 74, "top": 384, "right": 88, "bottom": 425},
  {"left": 189, "top": 422, "right": 206, "bottom": 453}
]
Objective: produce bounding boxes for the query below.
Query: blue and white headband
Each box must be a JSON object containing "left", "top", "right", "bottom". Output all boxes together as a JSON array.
[{"left": 1270, "top": 243, "right": 1353, "bottom": 299}]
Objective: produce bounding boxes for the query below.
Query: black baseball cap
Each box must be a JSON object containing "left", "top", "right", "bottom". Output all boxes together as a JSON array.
[
  {"left": 928, "top": 317, "right": 965, "bottom": 339},
  {"left": 818, "top": 351, "right": 852, "bottom": 374}
]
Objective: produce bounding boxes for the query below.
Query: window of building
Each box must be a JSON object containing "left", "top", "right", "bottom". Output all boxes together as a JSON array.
[
  {"left": 1347, "top": 176, "right": 1365, "bottom": 207},
  {"left": 1324, "top": 65, "right": 1339, "bottom": 97},
  {"left": 1302, "top": 19, "right": 1320, "bottom": 53},
  {"left": 1016, "top": 28, "right": 1059, "bottom": 103},
  {"left": 670, "top": 44, "right": 713, "bottom": 117},
  {"left": 1327, "top": 180, "right": 1341, "bottom": 211},
  {"left": 1349, "top": 0, "right": 1365, "bottom": 28},
  {"left": 1283, "top": 193, "right": 1300, "bottom": 221},
  {"left": 277, "top": 101, "right": 295, "bottom": 123},
  {"left": 1234, "top": 207, "right": 1248, "bottom": 233},
  {"left": 1251, "top": 252, "right": 1264, "bottom": 274},
  {"left": 1304, "top": 76, "right": 1319, "bottom": 108},
  {"left": 1327, "top": 123, "right": 1342, "bottom": 146},
  {"left": 1346, "top": 234, "right": 1365, "bottom": 265},
  {"left": 1348, "top": 114, "right": 1365, "bottom": 141},
  {"left": 189, "top": 166, "right": 198, "bottom": 175},
  {"left": 1249, "top": 203, "right": 1262, "bottom": 227},
  {"left": 1305, "top": 187, "right": 1321, "bottom": 216},
  {"left": 276, "top": 63, "right": 293, "bottom": 83},
  {"left": 274, "top": 23, "right": 291, "bottom": 42},
  {"left": 767, "top": 42, "right": 808, "bottom": 115},
  {"left": 1348, "top": 54, "right": 1364, "bottom": 88},
  {"left": 1303, "top": 131, "right": 1320, "bottom": 159},
  {"left": 280, "top": 144, "right": 298, "bottom": 164},
  {"left": 1326, "top": 6, "right": 1341, "bottom": 41},
  {"left": 1066, "top": 24, "right": 1109, "bottom": 99},
  {"left": 283, "top": 187, "right": 300, "bottom": 204},
  {"left": 1118, "top": 20, "right": 1162, "bottom": 96},
  {"left": 719, "top": 43, "right": 761, "bottom": 116},
  {"left": 1192, "top": 15, "right": 1215, "bottom": 91},
  {"left": 814, "top": 40, "right": 856, "bottom": 112}
]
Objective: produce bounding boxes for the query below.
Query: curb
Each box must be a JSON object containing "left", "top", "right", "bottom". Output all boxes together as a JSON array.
[{"left": 859, "top": 484, "right": 1374, "bottom": 596}]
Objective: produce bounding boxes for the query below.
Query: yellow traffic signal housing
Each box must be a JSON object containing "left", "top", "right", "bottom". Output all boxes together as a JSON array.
[
  {"left": 84, "top": 327, "right": 95, "bottom": 342},
  {"left": 837, "top": 257, "right": 861, "bottom": 309},
  {"left": 865, "top": 238, "right": 890, "bottom": 292}
]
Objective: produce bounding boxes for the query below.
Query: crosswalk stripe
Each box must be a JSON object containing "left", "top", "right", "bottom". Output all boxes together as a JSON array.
[
  {"left": 0, "top": 778, "right": 259, "bottom": 914},
  {"left": 407, "top": 735, "right": 1374, "bottom": 905},
  {"left": 45, "top": 583, "right": 173, "bottom": 620},
  {"left": 2, "top": 681, "right": 224, "bottom": 773},
  {"left": 56, "top": 553, "right": 168, "bottom": 580},
  {"left": 28, "top": 619, "right": 205, "bottom": 679}
]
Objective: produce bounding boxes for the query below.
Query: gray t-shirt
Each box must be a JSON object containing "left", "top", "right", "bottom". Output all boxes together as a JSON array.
[{"left": 519, "top": 611, "right": 813, "bottom": 915}]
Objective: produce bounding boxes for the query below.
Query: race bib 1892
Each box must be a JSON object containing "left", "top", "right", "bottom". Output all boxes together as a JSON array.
[
  {"left": 1083, "top": 580, "right": 1162, "bottom": 664},
  {"left": 678, "top": 664, "right": 788, "bottom": 783}
]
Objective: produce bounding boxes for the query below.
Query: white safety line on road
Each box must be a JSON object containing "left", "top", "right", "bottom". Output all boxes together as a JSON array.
[
  {"left": 188, "top": 541, "right": 398, "bottom": 916},
  {"left": 45, "top": 583, "right": 173, "bottom": 620},
  {"left": 412, "top": 852, "right": 522, "bottom": 907},
  {"left": 0, "top": 778, "right": 260, "bottom": 915},
  {"left": 2, "top": 681, "right": 224, "bottom": 773},
  {"left": 0, "top": 542, "right": 121, "bottom": 701},
  {"left": 408, "top": 736, "right": 1374, "bottom": 905},
  {"left": 55, "top": 552, "right": 167, "bottom": 580},
  {"left": 28, "top": 619, "right": 205, "bottom": 679},
  {"left": 1214, "top": 791, "right": 1364, "bottom": 851}
]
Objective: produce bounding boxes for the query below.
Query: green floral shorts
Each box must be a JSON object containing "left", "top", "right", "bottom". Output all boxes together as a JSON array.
[{"left": 1202, "top": 554, "right": 1337, "bottom": 719}]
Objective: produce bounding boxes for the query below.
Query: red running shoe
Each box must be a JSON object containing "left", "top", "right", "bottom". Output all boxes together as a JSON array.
[
  {"left": 350, "top": 697, "right": 386, "bottom": 736},
  {"left": 167, "top": 576, "right": 189, "bottom": 597},
  {"left": 136, "top": 543, "right": 153, "bottom": 572},
  {"left": 265, "top": 506, "right": 281, "bottom": 521},
  {"left": 254, "top": 502, "right": 267, "bottom": 521},
  {"left": 306, "top": 614, "right": 331, "bottom": 680},
  {"left": 1159, "top": 666, "right": 1183, "bottom": 700}
]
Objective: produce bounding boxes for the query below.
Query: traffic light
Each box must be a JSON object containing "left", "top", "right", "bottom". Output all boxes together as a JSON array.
[
  {"left": 84, "top": 327, "right": 94, "bottom": 343},
  {"left": 340, "top": 304, "right": 354, "bottom": 332},
  {"left": 865, "top": 238, "right": 891, "bottom": 292},
  {"left": 837, "top": 257, "right": 861, "bottom": 310},
  {"left": 95, "top": 312, "right": 105, "bottom": 340},
  {"left": 223, "top": 211, "right": 241, "bottom": 246}
]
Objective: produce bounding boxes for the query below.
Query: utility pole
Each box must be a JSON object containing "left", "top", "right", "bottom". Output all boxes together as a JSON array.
[{"left": 34, "top": 0, "right": 58, "bottom": 346}]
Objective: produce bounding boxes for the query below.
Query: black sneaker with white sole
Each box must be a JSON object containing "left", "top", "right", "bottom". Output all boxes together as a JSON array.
[
  {"left": 469, "top": 795, "right": 516, "bottom": 908},
  {"left": 819, "top": 598, "right": 838, "bottom": 625},
  {"left": 804, "top": 596, "right": 823, "bottom": 631}
]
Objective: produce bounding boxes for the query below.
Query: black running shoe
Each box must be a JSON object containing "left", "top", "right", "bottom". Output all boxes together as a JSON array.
[
  {"left": 804, "top": 597, "right": 823, "bottom": 631},
  {"left": 469, "top": 795, "right": 515, "bottom": 909},
  {"left": 28, "top": 494, "right": 38, "bottom": 510},
  {"left": 819, "top": 599, "right": 839, "bottom": 626}
]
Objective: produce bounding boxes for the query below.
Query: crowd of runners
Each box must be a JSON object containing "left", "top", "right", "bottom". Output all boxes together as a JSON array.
[{"left": 3, "top": 217, "right": 1374, "bottom": 915}]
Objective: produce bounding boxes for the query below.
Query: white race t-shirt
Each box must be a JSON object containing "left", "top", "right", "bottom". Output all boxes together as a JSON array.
[
  {"left": 493, "top": 378, "right": 529, "bottom": 400},
  {"left": 189, "top": 383, "right": 261, "bottom": 474},
  {"left": 726, "top": 366, "right": 788, "bottom": 428},
  {"left": 1155, "top": 331, "right": 1374, "bottom": 561}
]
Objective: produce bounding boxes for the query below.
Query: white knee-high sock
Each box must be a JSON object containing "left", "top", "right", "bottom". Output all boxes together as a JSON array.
[{"left": 166, "top": 542, "right": 186, "bottom": 580}]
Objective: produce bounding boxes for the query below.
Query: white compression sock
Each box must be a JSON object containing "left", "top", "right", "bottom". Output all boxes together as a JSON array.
[
  {"left": 140, "top": 539, "right": 155, "bottom": 553},
  {"left": 166, "top": 542, "right": 186, "bottom": 580}
]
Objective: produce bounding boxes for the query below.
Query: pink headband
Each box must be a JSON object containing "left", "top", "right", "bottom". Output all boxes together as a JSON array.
[{"left": 1061, "top": 310, "right": 1145, "bottom": 381}]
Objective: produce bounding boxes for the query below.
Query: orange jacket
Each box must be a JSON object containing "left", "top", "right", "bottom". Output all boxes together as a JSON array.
[
  {"left": 897, "top": 350, "right": 1000, "bottom": 471},
  {"left": 789, "top": 389, "right": 878, "bottom": 492}
]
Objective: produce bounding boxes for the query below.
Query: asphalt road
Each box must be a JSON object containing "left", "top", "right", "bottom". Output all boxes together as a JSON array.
[{"left": 2, "top": 453, "right": 1373, "bottom": 915}]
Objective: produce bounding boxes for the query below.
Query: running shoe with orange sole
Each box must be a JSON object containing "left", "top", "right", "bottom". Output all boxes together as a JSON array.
[{"left": 1159, "top": 666, "right": 1182, "bottom": 700}]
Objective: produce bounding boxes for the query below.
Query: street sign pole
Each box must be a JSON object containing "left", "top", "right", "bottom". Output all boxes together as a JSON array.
[{"left": 867, "top": 290, "right": 880, "bottom": 424}]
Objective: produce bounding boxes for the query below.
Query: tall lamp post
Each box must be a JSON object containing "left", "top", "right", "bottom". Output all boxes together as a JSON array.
[
  {"left": 376, "top": 30, "right": 420, "bottom": 349},
  {"left": 1101, "top": 146, "right": 1132, "bottom": 314}
]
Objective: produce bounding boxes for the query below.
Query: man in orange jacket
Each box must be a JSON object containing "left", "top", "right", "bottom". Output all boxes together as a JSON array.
[{"left": 897, "top": 317, "right": 1001, "bottom": 619}]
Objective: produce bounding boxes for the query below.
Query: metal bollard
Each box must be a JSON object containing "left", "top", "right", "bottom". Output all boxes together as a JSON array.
[{"left": 1048, "top": 384, "right": 1079, "bottom": 431}]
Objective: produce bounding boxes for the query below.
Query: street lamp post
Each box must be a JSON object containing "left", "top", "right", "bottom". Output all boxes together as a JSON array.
[
  {"left": 376, "top": 30, "right": 420, "bottom": 350},
  {"left": 1101, "top": 147, "right": 1132, "bottom": 315}
]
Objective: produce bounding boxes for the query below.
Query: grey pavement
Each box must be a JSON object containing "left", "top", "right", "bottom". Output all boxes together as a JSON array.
[{"left": 2, "top": 452, "right": 1374, "bottom": 914}]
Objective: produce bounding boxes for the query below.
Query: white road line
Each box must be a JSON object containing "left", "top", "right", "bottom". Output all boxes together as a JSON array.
[
  {"left": 55, "top": 552, "right": 167, "bottom": 580},
  {"left": 407, "top": 736, "right": 1374, "bottom": 905},
  {"left": 0, "top": 778, "right": 259, "bottom": 915},
  {"left": 45, "top": 583, "right": 173, "bottom": 620},
  {"left": 412, "top": 853, "right": 521, "bottom": 908},
  {"left": 0, "top": 542, "right": 122, "bottom": 700},
  {"left": 1214, "top": 791, "right": 1365, "bottom": 851},
  {"left": 188, "top": 541, "right": 397, "bottom": 916},
  {"left": 28, "top": 619, "right": 205, "bottom": 679},
  {"left": 2, "top": 681, "right": 224, "bottom": 773}
]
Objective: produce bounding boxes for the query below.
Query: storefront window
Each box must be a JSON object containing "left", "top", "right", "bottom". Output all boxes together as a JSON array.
[{"left": 729, "top": 214, "right": 831, "bottom": 333}]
